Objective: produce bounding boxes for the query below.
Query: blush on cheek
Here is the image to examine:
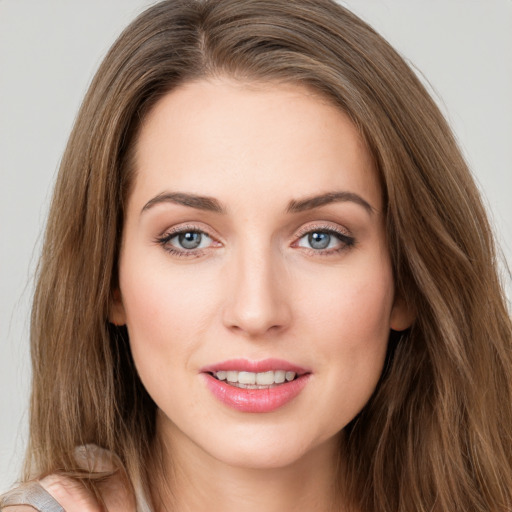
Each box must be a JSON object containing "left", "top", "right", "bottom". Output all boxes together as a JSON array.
[{"left": 326, "top": 285, "right": 392, "bottom": 339}]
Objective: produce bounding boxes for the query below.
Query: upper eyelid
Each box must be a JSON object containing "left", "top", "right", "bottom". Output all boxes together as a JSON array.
[
  {"left": 155, "top": 226, "right": 217, "bottom": 255},
  {"left": 156, "top": 221, "right": 353, "bottom": 243},
  {"left": 294, "top": 222, "right": 352, "bottom": 238},
  {"left": 158, "top": 223, "right": 217, "bottom": 239}
]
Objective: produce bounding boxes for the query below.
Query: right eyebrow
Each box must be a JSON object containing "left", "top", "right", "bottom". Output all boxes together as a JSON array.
[
  {"left": 141, "top": 192, "right": 226, "bottom": 215},
  {"left": 286, "top": 191, "right": 375, "bottom": 215}
]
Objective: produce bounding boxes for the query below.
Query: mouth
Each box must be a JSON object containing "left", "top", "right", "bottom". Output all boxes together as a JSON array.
[
  {"left": 208, "top": 369, "right": 301, "bottom": 389},
  {"left": 201, "top": 359, "right": 311, "bottom": 413}
]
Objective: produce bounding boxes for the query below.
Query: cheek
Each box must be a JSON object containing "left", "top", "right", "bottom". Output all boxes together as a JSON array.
[
  {"left": 118, "top": 254, "right": 217, "bottom": 373},
  {"left": 297, "top": 257, "right": 394, "bottom": 424},
  {"left": 300, "top": 256, "right": 394, "bottom": 348},
  {"left": 315, "top": 278, "right": 392, "bottom": 375}
]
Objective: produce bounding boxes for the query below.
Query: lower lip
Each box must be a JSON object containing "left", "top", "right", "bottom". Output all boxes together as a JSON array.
[{"left": 203, "top": 373, "right": 311, "bottom": 413}]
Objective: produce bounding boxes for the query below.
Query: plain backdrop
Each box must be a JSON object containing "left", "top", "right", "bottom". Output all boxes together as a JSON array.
[{"left": 1, "top": 0, "right": 511, "bottom": 492}]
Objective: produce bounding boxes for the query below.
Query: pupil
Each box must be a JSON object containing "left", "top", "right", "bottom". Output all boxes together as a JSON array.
[
  {"left": 179, "top": 232, "right": 201, "bottom": 249},
  {"left": 309, "top": 232, "right": 330, "bottom": 250}
]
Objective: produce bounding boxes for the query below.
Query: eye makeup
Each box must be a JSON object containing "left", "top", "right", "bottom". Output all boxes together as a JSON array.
[
  {"left": 154, "top": 223, "right": 220, "bottom": 258},
  {"left": 154, "top": 220, "right": 355, "bottom": 259},
  {"left": 293, "top": 222, "right": 355, "bottom": 256}
]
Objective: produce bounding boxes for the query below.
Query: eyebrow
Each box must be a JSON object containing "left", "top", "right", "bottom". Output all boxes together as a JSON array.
[
  {"left": 141, "top": 190, "right": 375, "bottom": 216},
  {"left": 141, "top": 192, "right": 225, "bottom": 214},
  {"left": 286, "top": 191, "right": 375, "bottom": 215}
]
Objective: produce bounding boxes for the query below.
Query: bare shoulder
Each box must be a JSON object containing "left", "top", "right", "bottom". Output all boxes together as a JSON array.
[
  {"left": 40, "top": 473, "right": 135, "bottom": 512},
  {"left": 1, "top": 472, "right": 134, "bottom": 512},
  {"left": 39, "top": 474, "right": 102, "bottom": 511},
  {"left": 0, "top": 476, "right": 101, "bottom": 512},
  {"left": 1, "top": 447, "right": 135, "bottom": 512},
  {"left": 2, "top": 506, "right": 40, "bottom": 512}
]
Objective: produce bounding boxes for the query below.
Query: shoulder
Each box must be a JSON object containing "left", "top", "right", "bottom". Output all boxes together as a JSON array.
[
  {"left": 42, "top": 472, "right": 135, "bottom": 512},
  {"left": 1, "top": 473, "right": 134, "bottom": 512},
  {"left": 0, "top": 477, "right": 101, "bottom": 512},
  {"left": 2, "top": 507, "right": 39, "bottom": 511},
  {"left": 2, "top": 507, "right": 39, "bottom": 512},
  {"left": 41, "top": 474, "right": 103, "bottom": 511},
  {"left": 1, "top": 446, "right": 135, "bottom": 512}
]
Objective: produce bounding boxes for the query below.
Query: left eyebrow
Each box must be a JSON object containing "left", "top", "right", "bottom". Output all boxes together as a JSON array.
[
  {"left": 286, "top": 191, "right": 375, "bottom": 215},
  {"left": 141, "top": 192, "right": 226, "bottom": 215}
]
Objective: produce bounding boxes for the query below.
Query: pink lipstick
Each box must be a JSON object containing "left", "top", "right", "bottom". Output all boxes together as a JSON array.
[{"left": 200, "top": 358, "right": 311, "bottom": 413}]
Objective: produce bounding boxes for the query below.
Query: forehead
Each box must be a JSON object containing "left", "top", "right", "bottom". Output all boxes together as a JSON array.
[{"left": 129, "top": 78, "right": 380, "bottom": 212}]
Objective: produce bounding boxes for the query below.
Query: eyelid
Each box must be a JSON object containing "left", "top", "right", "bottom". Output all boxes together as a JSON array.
[
  {"left": 155, "top": 223, "right": 222, "bottom": 256},
  {"left": 293, "top": 221, "right": 352, "bottom": 240},
  {"left": 292, "top": 222, "right": 355, "bottom": 254},
  {"left": 157, "top": 222, "right": 213, "bottom": 239},
  {"left": 154, "top": 221, "right": 354, "bottom": 257},
  {"left": 159, "top": 219, "right": 227, "bottom": 241}
]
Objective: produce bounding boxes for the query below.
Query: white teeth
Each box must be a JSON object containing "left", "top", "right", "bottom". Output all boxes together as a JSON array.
[
  {"left": 226, "top": 371, "right": 238, "bottom": 383},
  {"left": 216, "top": 370, "right": 227, "bottom": 381},
  {"left": 213, "top": 370, "right": 299, "bottom": 385},
  {"left": 256, "top": 371, "right": 275, "bottom": 385},
  {"left": 274, "top": 370, "right": 286, "bottom": 384},
  {"left": 238, "top": 371, "right": 256, "bottom": 385}
]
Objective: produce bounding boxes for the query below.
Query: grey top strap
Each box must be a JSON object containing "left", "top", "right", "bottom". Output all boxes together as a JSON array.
[{"left": 0, "top": 481, "right": 65, "bottom": 511}]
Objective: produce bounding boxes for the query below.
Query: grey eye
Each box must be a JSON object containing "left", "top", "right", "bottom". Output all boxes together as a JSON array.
[
  {"left": 178, "top": 232, "right": 203, "bottom": 249},
  {"left": 169, "top": 231, "right": 212, "bottom": 250},
  {"left": 308, "top": 232, "right": 331, "bottom": 250},
  {"left": 296, "top": 229, "right": 353, "bottom": 252}
]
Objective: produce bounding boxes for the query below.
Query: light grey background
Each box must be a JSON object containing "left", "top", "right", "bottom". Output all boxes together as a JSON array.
[{"left": 1, "top": 0, "right": 511, "bottom": 492}]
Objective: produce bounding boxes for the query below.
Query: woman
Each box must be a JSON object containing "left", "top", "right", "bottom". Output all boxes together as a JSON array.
[{"left": 2, "top": 0, "right": 511, "bottom": 511}]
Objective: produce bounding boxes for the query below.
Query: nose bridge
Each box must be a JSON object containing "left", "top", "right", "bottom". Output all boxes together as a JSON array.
[{"left": 222, "top": 237, "right": 291, "bottom": 336}]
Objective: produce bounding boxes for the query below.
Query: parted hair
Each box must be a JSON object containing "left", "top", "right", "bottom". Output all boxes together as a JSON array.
[{"left": 21, "top": 0, "right": 512, "bottom": 511}]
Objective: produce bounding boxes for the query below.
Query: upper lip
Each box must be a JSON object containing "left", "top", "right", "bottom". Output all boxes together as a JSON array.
[{"left": 200, "top": 358, "right": 310, "bottom": 375}]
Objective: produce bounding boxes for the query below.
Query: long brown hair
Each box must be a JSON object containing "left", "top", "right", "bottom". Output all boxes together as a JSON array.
[{"left": 20, "top": 0, "right": 512, "bottom": 510}]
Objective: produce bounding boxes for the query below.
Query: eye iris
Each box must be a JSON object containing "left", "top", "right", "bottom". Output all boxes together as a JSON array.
[
  {"left": 308, "top": 232, "right": 330, "bottom": 249},
  {"left": 178, "top": 232, "right": 202, "bottom": 249}
]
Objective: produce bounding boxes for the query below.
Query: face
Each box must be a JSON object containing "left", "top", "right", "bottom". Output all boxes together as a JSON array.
[{"left": 111, "top": 78, "right": 411, "bottom": 470}]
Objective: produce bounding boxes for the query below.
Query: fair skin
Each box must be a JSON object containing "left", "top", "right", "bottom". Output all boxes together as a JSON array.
[{"left": 6, "top": 78, "right": 411, "bottom": 512}]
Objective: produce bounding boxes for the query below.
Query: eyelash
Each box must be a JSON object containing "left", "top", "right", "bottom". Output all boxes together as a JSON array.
[
  {"left": 155, "top": 224, "right": 213, "bottom": 258},
  {"left": 155, "top": 223, "right": 355, "bottom": 257},
  {"left": 293, "top": 224, "right": 355, "bottom": 255}
]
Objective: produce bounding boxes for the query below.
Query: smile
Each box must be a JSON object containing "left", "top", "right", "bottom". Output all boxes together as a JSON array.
[
  {"left": 212, "top": 370, "right": 298, "bottom": 388},
  {"left": 201, "top": 359, "right": 311, "bottom": 413}
]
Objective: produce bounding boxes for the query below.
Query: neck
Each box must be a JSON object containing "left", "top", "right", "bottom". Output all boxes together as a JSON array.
[{"left": 150, "top": 419, "right": 343, "bottom": 512}]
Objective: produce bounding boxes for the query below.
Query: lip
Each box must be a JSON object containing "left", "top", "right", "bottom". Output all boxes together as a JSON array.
[
  {"left": 200, "top": 358, "right": 310, "bottom": 375},
  {"left": 200, "top": 358, "right": 311, "bottom": 413}
]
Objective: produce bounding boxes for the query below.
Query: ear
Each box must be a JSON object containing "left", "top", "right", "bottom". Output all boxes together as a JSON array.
[
  {"left": 390, "top": 294, "right": 415, "bottom": 332},
  {"left": 109, "top": 288, "right": 127, "bottom": 326}
]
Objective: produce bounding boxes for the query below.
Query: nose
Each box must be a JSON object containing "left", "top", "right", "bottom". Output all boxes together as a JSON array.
[{"left": 222, "top": 245, "right": 292, "bottom": 338}]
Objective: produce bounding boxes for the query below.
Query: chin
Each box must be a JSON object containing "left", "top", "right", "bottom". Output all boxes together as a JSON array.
[{"left": 197, "top": 423, "right": 341, "bottom": 471}]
